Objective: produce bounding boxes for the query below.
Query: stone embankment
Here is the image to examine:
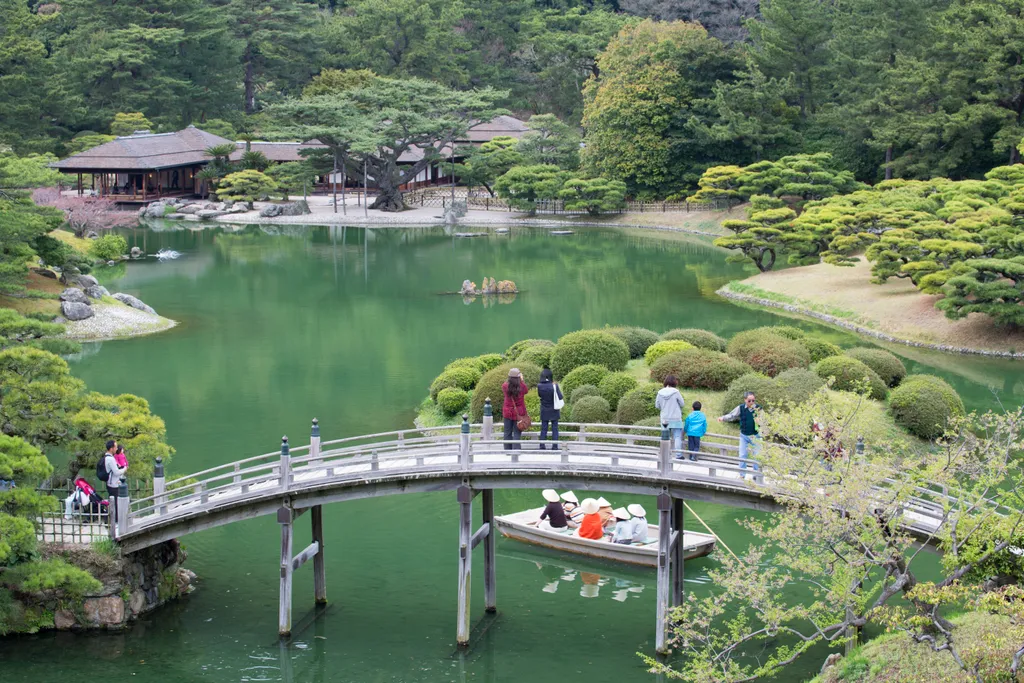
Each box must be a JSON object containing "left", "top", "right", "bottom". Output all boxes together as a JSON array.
[{"left": 57, "top": 275, "right": 175, "bottom": 341}]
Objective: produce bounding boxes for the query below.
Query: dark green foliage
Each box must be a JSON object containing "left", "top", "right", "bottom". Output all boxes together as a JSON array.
[
  {"left": 26, "top": 339, "right": 83, "bottom": 356},
  {"left": 770, "top": 325, "right": 805, "bottom": 340},
  {"left": 444, "top": 356, "right": 487, "bottom": 373},
  {"left": 773, "top": 367, "right": 826, "bottom": 404},
  {"left": 470, "top": 362, "right": 542, "bottom": 422},
  {"left": 659, "top": 328, "right": 728, "bottom": 352},
  {"left": 614, "top": 383, "right": 662, "bottom": 425},
  {"left": 504, "top": 338, "right": 554, "bottom": 361},
  {"left": 550, "top": 330, "right": 629, "bottom": 378},
  {"left": 720, "top": 373, "right": 786, "bottom": 415},
  {"left": 569, "top": 384, "right": 601, "bottom": 405},
  {"left": 844, "top": 348, "right": 907, "bottom": 387},
  {"left": 568, "top": 395, "right": 612, "bottom": 424},
  {"left": 69, "top": 392, "right": 174, "bottom": 480},
  {"left": 650, "top": 349, "right": 753, "bottom": 390},
  {"left": 436, "top": 387, "right": 470, "bottom": 416},
  {"left": 429, "top": 366, "right": 481, "bottom": 402},
  {"left": 938, "top": 258, "right": 1024, "bottom": 327},
  {"left": 2, "top": 558, "right": 102, "bottom": 598},
  {"left": 0, "top": 434, "right": 54, "bottom": 519},
  {"left": 814, "top": 356, "right": 888, "bottom": 400},
  {"left": 0, "top": 514, "right": 36, "bottom": 565},
  {"left": 517, "top": 345, "right": 553, "bottom": 368},
  {"left": 801, "top": 337, "right": 842, "bottom": 362},
  {"left": 606, "top": 326, "right": 660, "bottom": 358},
  {"left": 628, "top": 415, "right": 664, "bottom": 436},
  {"left": 476, "top": 354, "right": 503, "bottom": 371},
  {"left": 89, "top": 235, "right": 127, "bottom": 262},
  {"left": 598, "top": 372, "right": 639, "bottom": 410},
  {"left": 560, "top": 364, "right": 610, "bottom": 401},
  {"left": 888, "top": 375, "right": 965, "bottom": 439},
  {"left": 727, "top": 329, "right": 810, "bottom": 377}
]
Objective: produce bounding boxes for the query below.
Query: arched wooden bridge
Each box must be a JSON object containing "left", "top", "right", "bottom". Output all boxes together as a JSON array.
[{"left": 105, "top": 409, "right": 959, "bottom": 653}]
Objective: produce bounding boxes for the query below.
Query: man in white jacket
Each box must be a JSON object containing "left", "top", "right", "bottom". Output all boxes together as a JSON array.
[{"left": 101, "top": 440, "right": 127, "bottom": 527}]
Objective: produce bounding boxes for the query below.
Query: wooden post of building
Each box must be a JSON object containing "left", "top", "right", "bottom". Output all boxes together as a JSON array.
[
  {"left": 311, "top": 505, "right": 327, "bottom": 605},
  {"left": 332, "top": 152, "right": 339, "bottom": 214},
  {"left": 655, "top": 492, "right": 672, "bottom": 654},
  {"left": 482, "top": 489, "right": 496, "bottom": 613},
  {"left": 309, "top": 418, "right": 321, "bottom": 467},
  {"left": 363, "top": 158, "right": 368, "bottom": 218},
  {"left": 460, "top": 414, "right": 470, "bottom": 468},
  {"left": 77, "top": 173, "right": 83, "bottom": 196},
  {"left": 482, "top": 399, "right": 493, "bottom": 441},
  {"left": 153, "top": 457, "right": 167, "bottom": 516},
  {"left": 278, "top": 505, "right": 294, "bottom": 636},
  {"left": 456, "top": 485, "right": 473, "bottom": 647},
  {"left": 659, "top": 423, "right": 672, "bottom": 476},
  {"left": 672, "top": 496, "right": 684, "bottom": 606},
  {"left": 279, "top": 436, "right": 290, "bottom": 492}
]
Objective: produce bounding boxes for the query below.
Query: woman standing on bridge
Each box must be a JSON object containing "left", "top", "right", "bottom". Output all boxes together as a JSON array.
[
  {"left": 502, "top": 368, "right": 530, "bottom": 450},
  {"left": 536, "top": 367, "right": 563, "bottom": 450}
]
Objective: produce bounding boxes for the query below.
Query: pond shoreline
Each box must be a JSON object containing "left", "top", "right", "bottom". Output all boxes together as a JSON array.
[{"left": 63, "top": 301, "right": 177, "bottom": 342}]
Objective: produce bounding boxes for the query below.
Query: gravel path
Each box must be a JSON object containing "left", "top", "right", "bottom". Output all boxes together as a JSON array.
[{"left": 63, "top": 302, "right": 176, "bottom": 341}]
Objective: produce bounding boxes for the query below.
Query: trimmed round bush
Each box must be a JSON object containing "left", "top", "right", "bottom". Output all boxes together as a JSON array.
[
  {"left": 430, "top": 366, "right": 482, "bottom": 401},
  {"left": 436, "top": 387, "right": 470, "bottom": 415},
  {"left": 569, "top": 395, "right": 612, "bottom": 424},
  {"left": 599, "top": 372, "right": 638, "bottom": 410},
  {"left": 801, "top": 337, "right": 842, "bottom": 362},
  {"left": 504, "top": 338, "right": 553, "bottom": 361},
  {"left": 814, "top": 356, "right": 887, "bottom": 400},
  {"left": 727, "top": 330, "right": 810, "bottom": 377},
  {"left": 845, "top": 348, "right": 907, "bottom": 388},
  {"left": 524, "top": 391, "right": 541, "bottom": 423},
  {"left": 517, "top": 345, "right": 553, "bottom": 368},
  {"left": 561, "top": 363, "right": 610, "bottom": 400},
  {"left": 570, "top": 384, "right": 601, "bottom": 405},
  {"left": 445, "top": 356, "right": 486, "bottom": 373},
  {"left": 470, "top": 361, "right": 543, "bottom": 422},
  {"left": 888, "top": 374, "right": 964, "bottom": 439},
  {"left": 644, "top": 340, "right": 694, "bottom": 366},
  {"left": 628, "top": 415, "right": 664, "bottom": 435},
  {"left": 660, "top": 328, "right": 728, "bottom": 352},
  {"left": 615, "top": 383, "right": 662, "bottom": 425},
  {"left": 476, "top": 353, "right": 503, "bottom": 371},
  {"left": 550, "top": 330, "right": 629, "bottom": 378},
  {"left": 606, "top": 326, "right": 660, "bottom": 358},
  {"left": 720, "top": 373, "right": 787, "bottom": 416},
  {"left": 649, "top": 349, "right": 752, "bottom": 390},
  {"left": 770, "top": 325, "right": 805, "bottom": 340},
  {"left": 774, "top": 367, "right": 826, "bottom": 404}
]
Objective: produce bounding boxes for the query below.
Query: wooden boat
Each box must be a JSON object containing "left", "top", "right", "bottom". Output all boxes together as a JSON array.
[{"left": 494, "top": 507, "right": 717, "bottom": 567}]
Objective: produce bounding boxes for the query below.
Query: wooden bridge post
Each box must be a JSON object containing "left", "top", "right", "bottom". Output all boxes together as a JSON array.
[
  {"left": 310, "top": 418, "right": 321, "bottom": 467},
  {"left": 660, "top": 423, "right": 672, "bottom": 476},
  {"left": 672, "top": 497, "right": 684, "bottom": 607},
  {"left": 655, "top": 492, "right": 672, "bottom": 654},
  {"left": 279, "top": 436, "right": 290, "bottom": 492},
  {"left": 153, "top": 457, "right": 167, "bottom": 516},
  {"left": 482, "top": 489, "right": 496, "bottom": 613},
  {"left": 459, "top": 415, "right": 470, "bottom": 468},
  {"left": 456, "top": 485, "right": 473, "bottom": 646},
  {"left": 278, "top": 504, "right": 294, "bottom": 636},
  {"left": 311, "top": 505, "right": 327, "bottom": 605},
  {"left": 482, "top": 398, "right": 493, "bottom": 440}
]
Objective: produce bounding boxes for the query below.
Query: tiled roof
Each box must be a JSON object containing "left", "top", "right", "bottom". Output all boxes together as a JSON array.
[
  {"left": 53, "top": 126, "right": 235, "bottom": 171},
  {"left": 462, "top": 115, "right": 529, "bottom": 143}
]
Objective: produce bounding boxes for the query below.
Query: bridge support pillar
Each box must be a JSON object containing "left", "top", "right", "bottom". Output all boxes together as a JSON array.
[
  {"left": 278, "top": 505, "right": 294, "bottom": 637},
  {"left": 482, "top": 489, "right": 496, "bottom": 613},
  {"left": 655, "top": 492, "right": 672, "bottom": 655},
  {"left": 312, "top": 505, "right": 326, "bottom": 604},
  {"left": 672, "top": 497, "right": 684, "bottom": 607},
  {"left": 456, "top": 485, "right": 473, "bottom": 646}
]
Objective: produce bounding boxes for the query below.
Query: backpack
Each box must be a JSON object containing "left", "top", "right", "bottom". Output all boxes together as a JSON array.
[{"left": 96, "top": 456, "right": 109, "bottom": 483}]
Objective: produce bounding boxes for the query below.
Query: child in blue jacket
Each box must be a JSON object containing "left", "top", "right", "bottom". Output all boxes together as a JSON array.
[{"left": 683, "top": 401, "right": 707, "bottom": 461}]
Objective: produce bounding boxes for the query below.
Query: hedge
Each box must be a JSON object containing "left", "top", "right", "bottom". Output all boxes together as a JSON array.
[
  {"left": 470, "top": 361, "right": 542, "bottom": 422},
  {"left": 430, "top": 366, "right": 482, "bottom": 401},
  {"left": 888, "top": 374, "right": 964, "bottom": 439},
  {"left": 599, "top": 372, "right": 638, "bottom": 410},
  {"left": 802, "top": 338, "right": 842, "bottom": 362},
  {"left": 606, "top": 326, "right": 659, "bottom": 358},
  {"left": 569, "top": 395, "right": 612, "bottom": 424},
  {"left": 444, "top": 356, "right": 486, "bottom": 373},
  {"left": 845, "top": 348, "right": 907, "bottom": 387},
  {"left": 727, "top": 330, "right": 810, "bottom": 377},
  {"left": 504, "top": 338, "right": 553, "bottom": 361},
  {"left": 570, "top": 384, "right": 601, "bottom": 405},
  {"left": 561, "top": 364, "right": 610, "bottom": 400},
  {"left": 649, "top": 349, "right": 752, "bottom": 390},
  {"left": 517, "top": 344, "right": 553, "bottom": 368},
  {"left": 477, "top": 354, "right": 503, "bottom": 371},
  {"left": 550, "top": 330, "right": 629, "bottom": 378},
  {"left": 660, "top": 328, "right": 727, "bottom": 352},
  {"left": 437, "top": 387, "right": 470, "bottom": 415},
  {"left": 774, "top": 367, "right": 826, "bottom": 404},
  {"left": 615, "top": 383, "right": 662, "bottom": 425},
  {"left": 644, "top": 339, "right": 694, "bottom": 366},
  {"left": 720, "top": 373, "right": 787, "bottom": 416},
  {"left": 770, "top": 325, "right": 805, "bottom": 340},
  {"left": 814, "top": 356, "right": 888, "bottom": 400},
  {"left": 628, "top": 415, "right": 664, "bottom": 435}
]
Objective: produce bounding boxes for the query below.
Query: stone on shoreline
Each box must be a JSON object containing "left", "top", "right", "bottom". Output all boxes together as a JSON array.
[
  {"left": 61, "top": 301, "right": 94, "bottom": 320},
  {"left": 60, "top": 287, "right": 90, "bottom": 305},
  {"left": 113, "top": 293, "right": 156, "bottom": 315},
  {"left": 196, "top": 210, "right": 227, "bottom": 219},
  {"left": 84, "top": 285, "right": 110, "bottom": 299}
]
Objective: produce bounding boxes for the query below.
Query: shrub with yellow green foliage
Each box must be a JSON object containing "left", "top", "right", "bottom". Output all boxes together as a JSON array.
[{"left": 644, "top": 339, "right": 694, "bottom": 365}]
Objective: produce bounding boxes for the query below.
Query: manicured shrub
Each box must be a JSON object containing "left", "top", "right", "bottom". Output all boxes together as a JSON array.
[
  {"left": 570, "top": 384, "right": 601, "bottom": 404},
  {"left": 476, "top": 353, "right": 503, "bottom": 371},
  {"left": 774, "top": 367, "right": 826, "bottom": 404},
  {"left": 814, "top": 356, "right": 888, "bottom": 400},
  {"left": 888, "top": 374, "right": 964, "bottom": 439},
  {"left": 445, "top": 356, "right": 486, "bottom": 373},
  {"left": 770, "top": 325, "right": 805, "bottom": 340},
  {"left": 550, "top": 330, "right": 629, "bottom": 378},
  {"left": 845, "top": 348, "right": 907, "bottom": 387},
  {"left": 599, "top": 372, "right": 638, "bottom": 410},
  {"left": 524, "top": 391, "right": 541, "bottom": 423},
  {"left": 517, "top": 345, "right": 553, "bottom": 368},
  {"left": 649, "top": 349, "right": 752, "bottom": 390},
  {"left": 429, "top": 366, "right": 482, "bottom": 401},
  {"left": 644, "top": 339, "right": 694, "bottom": 366},
  {"left": 561, "top": 363, "right": 610, "bottom": 400},
  {"left": 660, "top": 328, "right": 728, "bottom": 352},
  {"left": 801, "top": 337, "right": 842, "bottom": 362},
  {"left": 89, "top": 234, "right": 127, "bottom": 262},
  {"left": 436, "top": 387, "right": 470, "bottom": 415},
  {"left": 720, "top": 373, "right": 787, "bottom": 416},
  {"left": 606, "top": 326, "right": 660, "bottom": 358},
  {"left": 3, "top": 558, "right": 102, "bottom": 599},
  {"left": 569, "top": 395, "right": 612, "bottom": 424},
  {"left": 470, "top": 361, "right": 542, "bottom": 422},
  {"left": 727, "top": 329, "right": 810, "bottom": 377},
  {"left": 628, "top": 415, "right": 663, "bottom": 435},
  {"left": 504, "top": 338, "right": 553, "bottom": 361},
  {"left": 614, "top": 383, "right": 661, "bottom": 425}
]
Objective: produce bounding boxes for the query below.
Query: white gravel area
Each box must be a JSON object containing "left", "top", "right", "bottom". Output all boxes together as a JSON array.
[{"left": 64, "top": 302, "right": 176, "bottom": 341}]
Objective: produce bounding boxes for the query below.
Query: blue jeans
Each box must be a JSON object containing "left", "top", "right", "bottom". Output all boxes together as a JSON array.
[
  {"left": 687, "top": 435, "right": 701, "bottom": 459},
  {"left": 739, "top": 434, "right": 761, "bottom": 472},
  {"left": 671, "top": 428, "right": 684, "bottom": 458}
]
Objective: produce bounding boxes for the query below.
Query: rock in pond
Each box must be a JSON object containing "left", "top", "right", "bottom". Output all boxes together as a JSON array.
[
  {"left": 196, "top": 210, "right": 226, "bottom": 219},
  {"left": 61, "top": 301, "right": 94, "bottom": 321},
  {"left": 144, "top": 201, "right": 168, "bottom": 218},
  {"left": 60, "top": 287, "right": 90, "bottom": 305},
  {"left": 130, "top": 246, "right": 143, "bottom": 259},
  {"left": 259, "top": 204, "right": 282, "bottom": 218},
  {"left": 113, "top": 293, "right": 156, "bottom": 315}
]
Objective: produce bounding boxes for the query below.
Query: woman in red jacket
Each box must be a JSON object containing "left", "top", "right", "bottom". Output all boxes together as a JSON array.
[{"left": 502, "top": 367, "right": 529, "bottom": 451}]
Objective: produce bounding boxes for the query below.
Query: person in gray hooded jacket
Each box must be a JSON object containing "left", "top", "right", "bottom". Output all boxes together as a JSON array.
[{"left": 655, "top": 375, "right": 686, "bottom": 459}]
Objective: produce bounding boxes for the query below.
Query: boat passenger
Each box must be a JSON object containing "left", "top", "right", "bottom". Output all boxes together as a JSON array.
[
  {"left": 539, "top": 489, "right": 568, "bottom": 530},
  {"left": 597, "top": 496, "right": 615, "bottom": 529},
  {"left": 576, "top": 498, "right": 604, "bottom": 540},
  {"left": 561, "top": 491, "right": 583, "bottom": 528},
  {"left": 627, "top": 504, "right": 648, "bottom": 543},
  {"left": 611, "top": 508, "right": 632, "bottom": 544}
]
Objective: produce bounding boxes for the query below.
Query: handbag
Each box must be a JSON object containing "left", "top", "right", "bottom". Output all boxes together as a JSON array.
[
  {"left": 516, "top": 406, "right": 532, "bottom": 432},
  {"left": 552, "top": 383, "right": 565, "bottom": 410}
]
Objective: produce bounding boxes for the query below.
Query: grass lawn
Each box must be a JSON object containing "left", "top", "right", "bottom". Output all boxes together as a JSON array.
[
  {"left": 725, "top": 257, "right": 1024, "bottom": 354},
  {"left": 50, "top": 229, "right": 92, "bottom": 255},
  {"left": 0, "top": 271, "right": 63, "bottom": 316}
]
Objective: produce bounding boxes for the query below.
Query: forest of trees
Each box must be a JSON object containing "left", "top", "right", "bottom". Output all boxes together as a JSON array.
[{"left": 3, "top": 0, "right": 1024, "bottom": 199}]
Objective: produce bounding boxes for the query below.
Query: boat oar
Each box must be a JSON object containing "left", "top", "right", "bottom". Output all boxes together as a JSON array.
[{"left": 683, "top": 501, "right": 740, "bottom": 561}]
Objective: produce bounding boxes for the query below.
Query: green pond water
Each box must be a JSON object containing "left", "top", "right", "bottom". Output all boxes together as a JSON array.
[{"left": 3, "top": 223, "right": 1023, "bottom": 683}]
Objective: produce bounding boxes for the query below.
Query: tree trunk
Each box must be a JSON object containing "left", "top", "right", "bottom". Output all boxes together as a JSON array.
[
  {"left": 885, "top": 146, "right": 893, "bottom": 180},
  {"left": 756, "top": 248, "right": 777, "bottom": 272},
  {"left": 243, "top": 44, "right": 256, "bottom": 114},
  {"left": 368, "top": 164, "right": 406, "bottom": 212}
]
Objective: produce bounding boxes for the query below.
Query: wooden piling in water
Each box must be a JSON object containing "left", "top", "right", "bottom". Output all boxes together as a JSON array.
[
  {"left": 655, "top": 492, "right": 672, "bottom": 654},
  {"left": 278, "top": 504, "right": 294, "bottom": 636},
  {"left": 312, "top": 505, "right": 326, "bottom": 604},
  {"left": 482, "top": 489, "right": 496, "bottom": 613},
  {"left": 456, "top": 485, "right": 473, "bottom": 646},
  {"left": 672, "top": 496, "right": 684, "bottom": 607}
]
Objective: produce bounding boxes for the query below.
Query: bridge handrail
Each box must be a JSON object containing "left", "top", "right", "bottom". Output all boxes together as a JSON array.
[{"left": 162, "top": 446, "right": 310, "bottom": 489}]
